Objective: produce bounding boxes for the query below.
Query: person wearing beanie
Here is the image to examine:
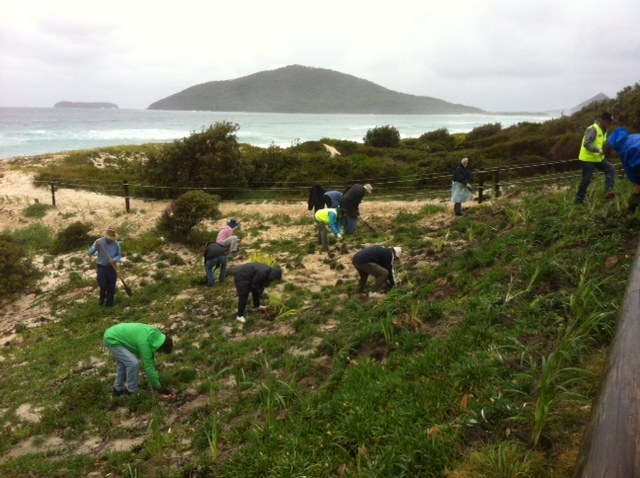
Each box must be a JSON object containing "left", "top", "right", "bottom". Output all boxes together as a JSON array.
[
  {"left": 575, "top": 112, "right": 616, "bottom": 204},
  {"left": 232, "top": 262, "right": 283, "bottom": 323},
  {"left": 352, "top": 245, "right": 401, "bottom": 296},
  {"left": 607, "top": 127, "right": 640, "bottom": 212},
  {"left": 87, "top": 226, "right": 122, "bottom": 307},
  {"left": 216, "top": 219, "right": 241, "bottom": 253},
  {"left": 451, "top": 157, "right": 473, "bottom": 216},
  {"left": 103, "top": 322, "right": 173, "bottom": 397},
  {"left": 340, "top": 183, "right": 373, "bottom": 234},
  {"left": 314, "top": 207, "right": 342, "bottom": 253}
]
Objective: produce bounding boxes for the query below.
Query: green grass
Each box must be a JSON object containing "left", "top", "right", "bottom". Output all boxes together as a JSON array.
[{"left": 0, "top": 182, "right": 637, "bottom": 477}]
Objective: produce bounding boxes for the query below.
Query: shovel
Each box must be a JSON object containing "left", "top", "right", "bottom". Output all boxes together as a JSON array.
[{"left": 360, "top": 217, "right": 379, "bottom": 235}]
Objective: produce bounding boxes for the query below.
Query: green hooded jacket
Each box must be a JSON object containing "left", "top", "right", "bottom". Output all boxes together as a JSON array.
[{"left": 103, "top": 323, "right": 166, "bottom": 388}]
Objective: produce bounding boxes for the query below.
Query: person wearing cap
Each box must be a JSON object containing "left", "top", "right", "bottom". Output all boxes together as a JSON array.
[
  {"left": 575, "top": 112, "right": 616, "bottom": 204},
  {"left": 607, "top": 127, "right": 640, "bottom": 212},
  {"left": 88, "top": 227, "right": 122, "bottom": 307},
  {"left": 204, "top": 241, "right": 229, "bottom": 286},
  {"left": 451, "top": 157, "right": 474, "bottom": 216},
  {"left": 232, "top": 262, "right": 283, "bottom": 323},
  {"left": 314, "top": 207, "right": 342, "bottom": 253},
  {"left": 340, "top": 183, "right": 373, "bottom": 234},
  {"left": 216, "top": 219, "right": 240, "bottom": 253},
  {"left": 352, "top": 245, "right": 401, "bottom": 296},
  {"left": 103, "top": 322, "right": 173, "bottom": 397}
]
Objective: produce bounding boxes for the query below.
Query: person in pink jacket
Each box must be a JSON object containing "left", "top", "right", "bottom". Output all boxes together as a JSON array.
[{"left": 216, "top": 219, "right": 240, "bottom": 253}]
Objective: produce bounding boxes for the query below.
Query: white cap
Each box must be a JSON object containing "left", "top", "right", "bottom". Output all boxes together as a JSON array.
[
  {"left": 363, "top": 184, "right": 373, "bottom": 194},
  {"left": 461, "top": 157, "right": 469, "bottom": 165},
  {"left": 393, "top": 247, "right": 402, "bottom": 259}
]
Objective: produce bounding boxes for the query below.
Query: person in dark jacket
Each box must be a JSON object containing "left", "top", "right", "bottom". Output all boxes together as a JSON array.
[
  {"left": 307, "top": 184, "right": 326, "bottom": 213},
  {"left": 233, "top": 263, "right": 283, "bottom": 323},
  {"left": 340, "top": 183, "right": 372, "bottom": 234},
  {"left": 204, "top": 241, "right": 229, "bottom": 286},
  {"left": 451, "top": 157, "right": 473, "bottom": 216},
  {"left": 352, "top": 245, "right": 401, "bottom": 296}
]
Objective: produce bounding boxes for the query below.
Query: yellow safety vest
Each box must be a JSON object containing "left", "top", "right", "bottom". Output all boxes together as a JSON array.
[
  {"left": 314, "top": 208, "right": 336, "bottom": 224},
  {"left": 579, "top": 122, "right": 606, "bottom": 163}
]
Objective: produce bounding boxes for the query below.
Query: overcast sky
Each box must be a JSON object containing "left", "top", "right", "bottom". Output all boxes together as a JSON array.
[{"left": 1, "top": 0, "right": 639, "bottom": 113}]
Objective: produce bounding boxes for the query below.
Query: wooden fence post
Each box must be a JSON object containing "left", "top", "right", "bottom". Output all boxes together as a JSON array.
[
  {"left": 50, "top": 183, "right": 56, "bottom": 206},
  {"left": 123, "top": 181, "right": 130, "bottom": 213},
  {"left": 478, "top": 168, "right": 485, "bottom": 203},
  {"left": 493, "top": 170, "right": 501, "bottom": 198}
]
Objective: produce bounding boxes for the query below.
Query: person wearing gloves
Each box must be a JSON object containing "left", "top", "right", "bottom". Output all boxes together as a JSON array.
[
  {"left": 103, "top": 322, "right": 173, "bottom": 398},
  {"left": 607, "top": 127, "right": 640, "bottom": 212},
  {"left": 352, "top": 245, "right": 401, "bottom": 296},
  {"left": 451, "top": 157, "right": 473, "bottom": 216},
  {"left": 340, "top": 183, "right": 373, "bottom": 234},
  {"left": 204, "top": 241, "right": 229, "bottom": 286},
  {"left": 314, "top": 207, "right": 342, "bottom": 253},
  {"left": 216, "top": 219, "right": 241, "bottom": 253},
  {"left": 88, "top": 226, "right": 122, "bottom": 307},
  {"left": 322, "top": 190, "right": 343, "bottom": 208},
  {"left": 233, "top": 263, "right": 283, "bottom": 323},
  {"left": 575, "top": 112, "right": 616, "bottom": 204}
]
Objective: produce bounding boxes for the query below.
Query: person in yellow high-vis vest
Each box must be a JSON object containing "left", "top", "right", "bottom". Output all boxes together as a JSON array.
[{"left": 575, "top": 112, "right": 616, "bottom": 203}]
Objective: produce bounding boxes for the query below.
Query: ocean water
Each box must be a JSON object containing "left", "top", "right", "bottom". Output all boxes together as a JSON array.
[{"left": 0, "top": 107, "right": 551, "bottom": 160}]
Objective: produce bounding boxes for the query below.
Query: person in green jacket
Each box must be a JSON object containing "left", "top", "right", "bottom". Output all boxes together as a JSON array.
[{"left": 103, "top": 322, "right": 173, "bottom": 397}]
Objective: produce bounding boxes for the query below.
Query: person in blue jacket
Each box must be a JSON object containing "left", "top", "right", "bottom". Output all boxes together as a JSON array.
[
  {"left": 322, "top": 190, "right": 343, "bottom": 208},
  {"left": 352, "top": 245, "right": 401, "bottom": 296},
  {"left": 88, "top": 227, "right": 122, "bottom": 307},
  {"left": 608, "top": 127, "right": 640, "bottom": 212}
]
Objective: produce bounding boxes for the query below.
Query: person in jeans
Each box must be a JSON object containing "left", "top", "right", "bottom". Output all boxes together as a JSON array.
[
  {"left": 352, "top": 245, "right": 401, "bottom": 296},
  {"left": 103, "top": 322, "right": 173, "bottom": 397},
  {"left": 87, "top": 226, "right": 122, "bottom": 307},
  {"left": 575, "top": 112, "right": 616, "bottom": 203},
  {"left": 314, "top": 207, "right": 342, "bottom": 253},
  {"left": 340, "top": 183, "right": 372, "bottom": 234},
  {"left": 204, "top": 241, "right": 229, "bottom": 286}
]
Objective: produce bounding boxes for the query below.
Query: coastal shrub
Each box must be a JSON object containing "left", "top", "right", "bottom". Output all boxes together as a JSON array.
[
  {"left": 363, "top": 125, "right": 401, "bottom": 148},
  {"left": 0, "top": 231, "right": 42, "bottom": 301},
  {"left": 144, "top": 122, "right": 247, "bottom": 198},
  {"left": 466, "top": 122, "right": 502, "bottom": 143},
  {"left": 419, "top": 128, "right": 457, "bottom": 152},
  {"left": 51, "top": 221, "right": 93, "bottom": 254},
  {"left": 157, "top": 190, "right": 221, "bottom": 241},
  {"left": 22, "top": 202, "right": 53, "bottom": 219}
]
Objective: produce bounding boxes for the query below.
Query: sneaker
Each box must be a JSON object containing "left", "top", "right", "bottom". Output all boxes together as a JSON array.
[
  {"left": 254, "top": 305, "right": 267, "bottom": 311},
  {"left": 236, "top": 316, "right": 246, "bottom": 323}
]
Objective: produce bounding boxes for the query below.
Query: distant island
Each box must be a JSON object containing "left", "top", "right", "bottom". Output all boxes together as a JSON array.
[
  {"left": 148, "top": 65, "right": 485, "bottom": 115},
  {"left": 54, "top": 101, "right": 118, "bottom": 109}
]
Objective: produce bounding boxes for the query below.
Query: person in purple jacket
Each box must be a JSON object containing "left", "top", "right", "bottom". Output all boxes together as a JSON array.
[
  {"left": 608, "top": 127, "right": 640, "bottom": 212},
  {"left": 352, "top": 245, "right": 401, "bottom": 296}
]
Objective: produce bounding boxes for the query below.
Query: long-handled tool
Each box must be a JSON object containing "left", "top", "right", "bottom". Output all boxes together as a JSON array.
[
  {"left": 97, "top": 239, "right": 133, "bottom": 297},
  {"left": 360, "top": 217, "right": 379, "bottom": 235}
]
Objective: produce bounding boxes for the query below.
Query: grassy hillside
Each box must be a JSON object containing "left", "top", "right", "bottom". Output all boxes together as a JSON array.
[
  {"left": 0, "top": 165, "right": 638, "bottom": 477},
  {"left": 148, "top": 65, "right": 484, "bottom": 114}
]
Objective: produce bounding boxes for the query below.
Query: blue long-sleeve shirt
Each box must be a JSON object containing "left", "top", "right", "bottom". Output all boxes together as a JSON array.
[{"left": 88, "top": 238, "right": 122, "bottom": 266}]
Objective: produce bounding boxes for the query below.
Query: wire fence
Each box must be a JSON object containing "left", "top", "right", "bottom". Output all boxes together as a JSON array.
[{"left": 32, "top": 157, "right": 624, "bottom": 210}]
